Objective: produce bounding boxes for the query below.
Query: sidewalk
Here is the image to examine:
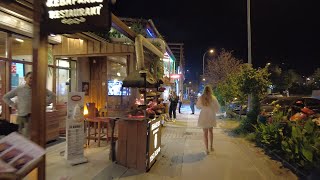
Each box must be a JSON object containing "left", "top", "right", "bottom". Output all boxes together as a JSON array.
[
  {"left": 93, "top": 105, "right": 297, "bottom": 180},
  {"left": 46, "top": 105, "right": 297, "bottom": 180}
]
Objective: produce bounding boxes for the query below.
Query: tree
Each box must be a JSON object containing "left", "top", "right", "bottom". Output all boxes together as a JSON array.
[
  {"left": 235, "top": 64, "right": 271, "bottom": 133},
  {"left": 312, "top": 68, "right": 320, "bottom": 82},
  {"left": 238, "top": 64, "right": 270, "bottom": 99},
  {"left": 281, "top": 69, "right": 301, "bottom": 90},
  {"left": 205, "top": 49, "right": 242, "bottom": 87}
]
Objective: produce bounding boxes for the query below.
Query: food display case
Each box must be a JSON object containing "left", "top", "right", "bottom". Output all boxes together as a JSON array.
[{"left": 110, "top": 70, "right": 165, "bottom": 171}]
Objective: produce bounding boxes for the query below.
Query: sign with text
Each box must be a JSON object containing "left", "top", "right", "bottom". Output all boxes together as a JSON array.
[
  {"left": 65, "top": 92, "right": 87, "bottom": 165},
  {"left": 45, "top": 0, "right": 111, "bottom": 34},
  {"left": 148, "top": 117, "right": 161, "bottom": 168}
]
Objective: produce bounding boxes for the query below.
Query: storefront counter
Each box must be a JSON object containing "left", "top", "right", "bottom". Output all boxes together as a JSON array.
[
  {"left": 10, "top": 110, "right": 65, "bottom": 142},
  {"left": 115, "top": 116, "right": 162, "bottom": 172}
]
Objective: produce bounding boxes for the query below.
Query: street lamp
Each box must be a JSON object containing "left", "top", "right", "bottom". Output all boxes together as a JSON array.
[{"left": 202, "top": 49, "right": 214, "bottom": 75}]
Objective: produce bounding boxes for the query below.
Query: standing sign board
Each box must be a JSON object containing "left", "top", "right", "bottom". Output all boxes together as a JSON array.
[
  {"left": 45, "top": 0, "right": 111, "bottom": 34},
  {"left": 148, "top": 117, "right": 161, "bottom": 169},
  {"left": 65, "top": 92, "right": 88, "bottom": 165}
]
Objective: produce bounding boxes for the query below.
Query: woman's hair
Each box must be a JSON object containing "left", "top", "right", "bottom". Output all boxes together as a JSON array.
[
  {"left": 201, "top": 85, "right": 214, "bottom": 106},
  {"left": 25, "top": 71, "right": 32, "bottom": 78},
  {"left": 171, "top": 91, "right": 177, "bottom": 98}
]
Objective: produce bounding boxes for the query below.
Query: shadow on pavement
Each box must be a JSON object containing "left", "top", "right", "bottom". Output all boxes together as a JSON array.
[{"left": 171, "top": 152, "right": 206, "bottom": 164}]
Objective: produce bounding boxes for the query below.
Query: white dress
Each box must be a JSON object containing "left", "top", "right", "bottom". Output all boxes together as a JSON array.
[{"left": 196, "top": 96, "right": 220, "bottom": 128}]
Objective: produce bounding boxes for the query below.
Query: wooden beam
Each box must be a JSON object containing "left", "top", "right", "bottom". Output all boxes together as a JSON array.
[
  {"left": 32, "top": 0, "right": 48, "bottom": 179},
  {"left": 111, "top": 13, "right": 137, "bottom": 41}
]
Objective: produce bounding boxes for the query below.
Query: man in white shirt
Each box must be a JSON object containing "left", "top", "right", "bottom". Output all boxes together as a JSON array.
[{"left": 3, "top": 72, "right": 55, "bottom": 138}]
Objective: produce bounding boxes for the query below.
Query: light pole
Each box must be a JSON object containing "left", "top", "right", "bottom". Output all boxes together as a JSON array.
[{"left": 202, "top": 49, "right": 214, "bottom": 75}]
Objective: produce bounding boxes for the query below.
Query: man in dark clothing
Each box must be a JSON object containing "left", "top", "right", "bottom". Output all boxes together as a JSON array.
[
  {"left": 189, "top": 90, "right": 196, "bottom": 114},
  {"left": 169, "top": 91, "right": 179, "bottom": 121}
]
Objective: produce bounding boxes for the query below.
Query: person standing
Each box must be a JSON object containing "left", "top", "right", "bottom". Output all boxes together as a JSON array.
[
  {"left": 169, "top": 91, "right": 179, "bottom": 122},
  {"left": 178, "top": 90, "right": 183, "bottom": 113},
  {"left": 3, "top": 72, "right": 55, "bottom": 138},
  {"left": 196, "top": 85, "right": 220, "bottom": 155},
  {"left": 189, "top": 90, "right": 196, "bottom": 114}
]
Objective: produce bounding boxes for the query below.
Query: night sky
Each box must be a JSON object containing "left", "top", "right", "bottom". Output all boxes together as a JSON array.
[{"left": 112, "top": 0, "right": 319, "bottom": 80}]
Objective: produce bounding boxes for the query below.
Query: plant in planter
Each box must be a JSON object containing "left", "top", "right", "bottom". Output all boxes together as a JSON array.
[{"left": 280, "top": 120, "right": 320, "bottom": 169}]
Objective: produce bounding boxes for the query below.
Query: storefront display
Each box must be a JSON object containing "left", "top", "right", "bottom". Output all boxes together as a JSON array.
[{"left": 111, "top": 70, "right": 164, "bottom": 171}]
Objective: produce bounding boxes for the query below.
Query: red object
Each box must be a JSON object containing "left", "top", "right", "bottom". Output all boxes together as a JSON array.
[
  {"left": 290, "top": 112, "right": 307, "bottom": 121},
  {"left": 301, "top": 107, "right": 314, "bottom": 115}
]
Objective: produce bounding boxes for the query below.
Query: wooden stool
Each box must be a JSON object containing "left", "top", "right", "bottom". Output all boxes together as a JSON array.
[{"left": 85, "top": 117, "right": 110, "bottom": 147}]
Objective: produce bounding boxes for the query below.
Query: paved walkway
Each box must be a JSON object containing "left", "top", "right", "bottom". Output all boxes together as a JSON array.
[{"left": 93, "top": 105, "right": 297, "bottom": 180}]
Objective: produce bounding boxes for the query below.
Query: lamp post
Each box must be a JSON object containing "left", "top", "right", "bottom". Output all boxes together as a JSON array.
[{"left": 202, "top": 49, "right": 214, "bottom": 75}]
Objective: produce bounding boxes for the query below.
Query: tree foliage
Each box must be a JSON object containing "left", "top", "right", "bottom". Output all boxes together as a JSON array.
[
  {"left": 205, "top": 49, "right": 242, "bottom": 87},
  {"left": 312, "top": 68, "right": 320, "bottom": 82},
  {"left": 238, "top": 64, "right": 270, "bottom": 99}
]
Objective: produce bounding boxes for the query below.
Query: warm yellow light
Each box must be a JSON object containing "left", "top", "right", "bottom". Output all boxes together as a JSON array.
[
  {"left": 83, "top": 106, "right": 88, "bottom": 115},
  {"left": 15, "top": 38, "right": 24, "bottom": 43},
  {"left": 209, "top": 49, "right": 214, "bottom": 53}
]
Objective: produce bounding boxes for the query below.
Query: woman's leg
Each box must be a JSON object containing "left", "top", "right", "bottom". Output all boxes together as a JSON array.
[
  {"left": 203, "top": 128, "right": 209, "bottom": 153},
  {"left": 169, "top": 106, "right": 173, "bottom": 119},
  {"left": 173, "top": 106, "right": 177, "bottom": 119},
  {"left": 209, "top": 127, "right": 213, "bottom": 151}
]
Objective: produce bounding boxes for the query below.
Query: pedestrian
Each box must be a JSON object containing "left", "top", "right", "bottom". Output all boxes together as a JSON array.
[
  {"left": 169, "top": 91, "right": 179, "bottom": 122},
  {"left": 196, "top": 85, "right": 220, "bottom": 155},
  {"left": 3, "top": 71, "right": 55, "bottom": 138},
  {"left": 189, "top": 90, "right": 196, "bottom": 114},
  {"left": 178, "top": 90, "right": 183, "bottom": 113}
]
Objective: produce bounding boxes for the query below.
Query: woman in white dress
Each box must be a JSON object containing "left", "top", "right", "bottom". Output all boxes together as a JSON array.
[{"left": 196, "top": 85, "right": 220, "bottom": 154}]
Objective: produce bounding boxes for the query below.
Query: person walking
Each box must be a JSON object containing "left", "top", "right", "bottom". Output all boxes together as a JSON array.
[
  {"left": 196, "top": 85, "right": 220, "bottom": 155},
  {"left": 3, "top": 72, "right": 55, "bottom": 138},
  {"left": 178, "top": 90, "right": 183, "bottom": 113},
  {"left": 169, "top": 91, "right": 179, "bottom": 122},
  {"left": 189, "top": 90, "right": 196, "bottom": 114}
]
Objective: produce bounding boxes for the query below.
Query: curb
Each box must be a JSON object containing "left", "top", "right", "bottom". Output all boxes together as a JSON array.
[{"left": 259, "top": 143, "right": 309, "bottom": 178}]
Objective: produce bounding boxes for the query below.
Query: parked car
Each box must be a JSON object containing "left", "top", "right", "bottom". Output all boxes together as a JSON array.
[
  {"left": 229, "top": 101, "right": 248, "bottom": 115},
  {"left": 260, "top": 96, "right": 281, "bottom": 106},
  {"left": 267, "top": 93, "right": 284, "bottom": 98},
  {"left": 260, "top": 96, "right": 320, "bottom": 120}
]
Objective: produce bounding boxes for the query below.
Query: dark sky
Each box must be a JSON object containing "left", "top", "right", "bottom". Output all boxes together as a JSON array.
[{"left": 112, "top": 0, "right": 319, "bottom": 80}]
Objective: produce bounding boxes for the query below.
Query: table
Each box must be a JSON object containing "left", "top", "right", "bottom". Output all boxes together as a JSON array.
[{"left": 85, "top": 117, "right": 110, "bottom": 147}]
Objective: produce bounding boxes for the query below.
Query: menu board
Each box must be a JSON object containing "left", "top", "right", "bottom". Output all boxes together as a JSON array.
[
  {"left": 148, "top": 117, "right": 161, "bottom": 168},
  {"left": 0, "top": 132, "right": 45, "bottom": 178},
  {"left": 65, "top": 92, "right": 88, "bottom": 165}
]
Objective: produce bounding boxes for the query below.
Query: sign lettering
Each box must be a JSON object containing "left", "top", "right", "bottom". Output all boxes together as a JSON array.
[{"left": 45, "top": 0, "right": 111, "bottom": 33}]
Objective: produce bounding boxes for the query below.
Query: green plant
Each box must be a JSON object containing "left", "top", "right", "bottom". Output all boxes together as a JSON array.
[
  {"left": 234, "top": 94, "right": 260, "bottom": 134},
  {"left": 281, "top": 120, "right": 320, "bottom": 169},
  {"left": 131, "top": 22, "right": 147, "bottom": 37},
  {"left": 254, "top": 122, "right": 283, "bottom": 152}
]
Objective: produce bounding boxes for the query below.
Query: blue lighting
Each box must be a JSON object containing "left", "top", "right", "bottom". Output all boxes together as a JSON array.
[{"left": 146, "top": 28, "right": 154, "bottom": 38}]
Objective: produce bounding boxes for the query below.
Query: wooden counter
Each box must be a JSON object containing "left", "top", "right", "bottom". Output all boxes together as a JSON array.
[
  {"left": 115, "top": 116, "right": 162, "bottom": 172},
  {"left": 9, "top": 110, "right": 65, "bottom": 142}
]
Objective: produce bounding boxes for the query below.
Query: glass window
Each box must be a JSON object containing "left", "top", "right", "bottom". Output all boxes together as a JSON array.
[
  {"left": 10, "top": 62, "right": 25, "bottom": 89},
  {"left": 70, "top": 61, "right": 77, "bottom": 92},
  {"left": 107, "top": 56, "right": 127, "bottom": 80},
  {"left": 47, "top": 67, "right": 53, "bottom": 91},
  {"left": 56, "top": 68, "right": 69, "bottom": 105},
  {"left": 56, "top": 59, "right": 70, "bottom": 68},
  {"left": 0, "top": 60, "right": 5, "bottom": 118},
  {"left": 106, "top": 56, "right": 128, "bottom": 110},
  {"left": 48, "top": 45, "right": 54, "bottom": 65},
  {"left": 0, "top": 32, "right": 7, "bottom": 58},
  {"left": 12, "top": 35, "right": 32, "bottom": 62}
]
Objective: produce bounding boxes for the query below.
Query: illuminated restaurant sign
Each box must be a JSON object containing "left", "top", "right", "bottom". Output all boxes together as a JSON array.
[{"left": 45, "top": 0, "right": 111, "bottom": 33}]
